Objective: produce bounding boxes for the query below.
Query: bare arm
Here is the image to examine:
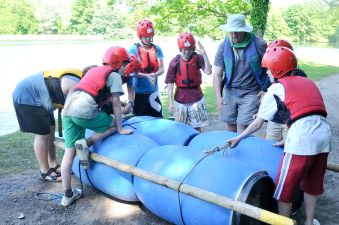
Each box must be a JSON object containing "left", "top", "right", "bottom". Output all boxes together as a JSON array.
[
  {"left": 196, "top": 41, "right": 212, "bottom": 75},
  {"left": 112, "top": 94, "right": 133, "bottom": 134},
  {"left": 227, "top": 117, "right": 265, "bottom": 148},
  {"left": 61, "top": 78, "right": 79, "bottom": 98},
  {"left": 167, "top": 83, "right": 175, "bottom": 114},
  {"left": 213, "top": 66, "right": 224, "bottom": 112},
  {"left": 122, "top": 84, "right": 135, "bottom": 114}
]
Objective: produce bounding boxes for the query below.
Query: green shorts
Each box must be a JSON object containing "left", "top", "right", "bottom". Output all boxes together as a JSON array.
[{"left": 63, "top": 111, "right": 113, "bottom": 148}]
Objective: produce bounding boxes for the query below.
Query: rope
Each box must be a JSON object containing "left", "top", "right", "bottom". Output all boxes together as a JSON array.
[
  {"left": 203, "top": 143, "right": 232, "bottom": 157},
  {"left": 35, "top": 192, "right": 63, "bottom": 202},
  {"left": 177, "top": 150, "right": 218, "bottom": 225},
  {"left": 123, "top": 117, "right": 159, "bottom": 130}
]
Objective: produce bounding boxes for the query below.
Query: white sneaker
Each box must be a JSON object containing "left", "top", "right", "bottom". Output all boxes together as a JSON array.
[
  {"left": 61, "top": 188, "right": 82, "bottom": 207},
  {"left": 75, "top": 139, "right": 89, "bottom": 169},
  {"left": 313, "top": 219, "right": 320, "bottom": 225}
]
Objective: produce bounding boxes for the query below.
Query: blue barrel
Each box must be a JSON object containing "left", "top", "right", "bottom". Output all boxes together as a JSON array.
[
  {"left": 188, "top": 131, "right": 284, "bottom": 180},
  {"left": 122, "top": 116, "right": 199, "bottom": 146},
  {"left": 72, "top": 130, "right": 159, "bottom": 202},
  {"left": 134, "top": 145, "right": 274, "bottom": 225}
]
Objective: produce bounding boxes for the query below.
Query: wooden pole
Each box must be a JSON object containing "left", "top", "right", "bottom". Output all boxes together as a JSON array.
[
  {"left": 327, "top": 162, "right": 339, "bottom": 172},
  {"left": 55, "top": 139, "right": 339, "bottom": 173},
  {"left": 54, "top": 140, "right": 295, "bottom": 225},
  {"left": 91, "top": 152, "right": 296, "bottom": 225}
]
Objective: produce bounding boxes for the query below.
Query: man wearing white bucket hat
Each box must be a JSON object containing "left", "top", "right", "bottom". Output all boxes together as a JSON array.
[{"left": 213, "top": 14, "right": 270, "bottom": 133}]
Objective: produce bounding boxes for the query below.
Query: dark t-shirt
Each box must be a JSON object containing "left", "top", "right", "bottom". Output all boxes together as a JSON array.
[
  {"left": 165, "top": 54, "right": 206, "bottom": 104},
  {"left": 214, "top": 35, "right": 267, "bottom": 97}
]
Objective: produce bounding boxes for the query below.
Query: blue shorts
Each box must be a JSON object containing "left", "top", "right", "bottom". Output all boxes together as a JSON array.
[{"left": 221, "top": 92, "right": 259, "bottom": 126}]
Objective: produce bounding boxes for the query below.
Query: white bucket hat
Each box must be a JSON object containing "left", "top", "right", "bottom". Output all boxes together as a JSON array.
[{"left": 220, "top": 14, "right": 253, "bottom": 33}]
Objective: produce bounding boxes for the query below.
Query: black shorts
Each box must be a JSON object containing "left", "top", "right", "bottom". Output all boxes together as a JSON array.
[
  {"left": 134, "top": 93, "right": 163, "bottom": 118},
  {"left": 14, "top": 103, "right": 55, "bottom": 135}
]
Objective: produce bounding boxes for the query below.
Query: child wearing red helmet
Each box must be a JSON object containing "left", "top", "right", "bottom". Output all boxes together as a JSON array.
[
  {"left": 227, "top": 47, "right": 331, "bottom": 225},
  {"left": 60, "top": 46, "right": 141, "bottom": 207},
  {"left": 128, "top": 19, "right": 165, "bottom": 117},
  {"left": 165, "top": 32, "right": 212, "bottom": 131}
]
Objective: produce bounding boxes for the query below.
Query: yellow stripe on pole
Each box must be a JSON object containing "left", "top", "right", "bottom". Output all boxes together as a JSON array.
[{"left": 260, "top": 210, "right": 296, "bottom": 225}]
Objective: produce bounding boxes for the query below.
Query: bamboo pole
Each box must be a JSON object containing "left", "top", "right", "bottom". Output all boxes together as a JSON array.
[
  {"left": 55, "top": 139, "right": 339, "bottom": 172},
  {"left": 54, "top": 140, "right": 295, "bottom": 225},
  {"left": 327, "top": 162, "right": 339, "bottom": 172}
]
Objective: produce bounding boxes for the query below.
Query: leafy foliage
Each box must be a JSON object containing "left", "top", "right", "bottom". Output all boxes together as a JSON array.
[
  {"left": 0, "top": 0, "right": 38, "bottom": 34},
  {"left": 69, "top": 0, "right": 97, "bottom": 35},
  {"left": 264, "top": 9, "right": 291, "bottom": 42},
  {"left": 147, "top": 0, "right": 251, "bottom": 40},
  {"left": 249, "top": 0, "right": 270, "bottom": 37},
  {"left": 0, "top": 0, "right": 337, "bottom": 44},
  {"left": 88, "top": 6, "right": 132, "bottom": 39}
]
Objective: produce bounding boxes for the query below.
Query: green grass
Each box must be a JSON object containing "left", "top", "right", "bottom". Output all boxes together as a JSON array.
[
  {"left": 0, "top": 131, "right": 63, "bottom": 176},
  {"left": 1, "top": 61, "right": 338, "bottom": 176},
  {"left": 299, "top": 61, "right": 339, "bottom": 80}
]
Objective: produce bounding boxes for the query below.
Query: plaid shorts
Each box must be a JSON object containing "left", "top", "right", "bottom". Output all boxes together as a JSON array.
[{"left": 174, "top": 97, "right": 209, "bottom": 128}]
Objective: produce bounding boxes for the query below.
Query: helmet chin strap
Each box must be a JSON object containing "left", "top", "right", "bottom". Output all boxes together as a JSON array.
[{"left": 140, "top": 37, "right": 153, "bottom": 47}]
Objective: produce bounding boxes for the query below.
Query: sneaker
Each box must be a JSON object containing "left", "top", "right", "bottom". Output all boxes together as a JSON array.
[
  {"left": 61, "top": 188, "right": 82, "bottom": 207},
  {"left": 75, "top": 139, "right": 89, "bottom": 169},
  {"left": 313, "top": 219, "right": 320, "bottom": 225}
]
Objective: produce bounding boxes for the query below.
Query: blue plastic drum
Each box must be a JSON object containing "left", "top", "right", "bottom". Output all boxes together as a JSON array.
[
  {"left": 122, "top": 116, "right": 199, "bottom": 146},
  {"left": 188, "top": 131, "right": 284, "bottom": 180},
  {"left": 134, "top": 145, "right": 274, "bottom": 225},
  {"left": 72, "top": 131, "right": 159, "bottom": 202}
]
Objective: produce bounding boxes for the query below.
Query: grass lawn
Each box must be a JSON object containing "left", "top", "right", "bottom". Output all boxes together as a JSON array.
[{"left": 1, "top": 61, "right": 338, "bottom": 176}]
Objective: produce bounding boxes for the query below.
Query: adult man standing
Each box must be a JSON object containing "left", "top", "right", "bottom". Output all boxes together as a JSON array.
[
  {"left": 213, "top": 14, "right": 270, "bottom": 133},
  {"left": 12, "top": 68, "right": 83, "bottom": 182}
]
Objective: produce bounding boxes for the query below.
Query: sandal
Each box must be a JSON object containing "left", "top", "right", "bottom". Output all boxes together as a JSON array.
[
  {"left": 40, "top": 168, "right": 62, "bottom": 183},
  {"left": 52, "top": 164, "right": 61, "bottom": 176}
]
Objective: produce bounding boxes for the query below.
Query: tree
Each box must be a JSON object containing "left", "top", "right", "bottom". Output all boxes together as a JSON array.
[
  {"left": 0, "top": 0, "right": 38, "bottom": 34},
  {"left": 249, "top": 0, "right": 270, "bottom": 37},
  {"left": 144, "top": 0, "right": 251, "bottom": 39},
  {"left": 284, "top": 4, "right": 319, "bottom": 42},
  {"left": 88, "top": 6, "right": 131, "bottom": 39},
  {"left": 264, "top": 8, "right": 291, "bottom": 42},
  {"left": 68, "top": 0, "right": 96, "bottom": 35}
]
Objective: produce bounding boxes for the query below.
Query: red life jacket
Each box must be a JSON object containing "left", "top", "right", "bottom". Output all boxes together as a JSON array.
[
  {"left": 135, "top": 43, "right": 159, "bottom": 73},
  {"left": 175, "top": 53, "right": 202, "bottom": 88},
  {"left": 75, "top": 66, "right": 115, "bottom": 104},
  {"left": 274, "top": 76, "right": 327, "bottom": 127}
]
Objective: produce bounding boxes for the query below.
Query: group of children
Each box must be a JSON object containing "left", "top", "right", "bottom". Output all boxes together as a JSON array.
[
  {"left": 13, "top": 18, "right": 330, "bottom": 225},
  {"left": 60, "top": 22, "right": 214, "bottom": 206}
]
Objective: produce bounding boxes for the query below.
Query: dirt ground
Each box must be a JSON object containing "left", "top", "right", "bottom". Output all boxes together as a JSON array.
[{"left": 0, "top": 74, "right": 338, "bottom": 225}]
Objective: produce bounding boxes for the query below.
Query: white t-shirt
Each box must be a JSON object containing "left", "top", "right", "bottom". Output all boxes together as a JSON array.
[
  {"left": 63, "top": 72, "right": 124, "bottom": 119},
  {"left": 258, "top": 83, "right": 331, "bottom": 155}
]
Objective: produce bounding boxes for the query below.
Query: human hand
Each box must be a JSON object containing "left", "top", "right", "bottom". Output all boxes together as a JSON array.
[
  {"left": 216, "top": 98, "right": 224, "bottom": 113},
  {"left": 148, "top": 74, "right": 155, "bottom": 85},
  {"left": 195, "top": 41, "right": 206, "bottom": 55},
  {"left": 227, "top": 136, "right": 241, "bottom": 148},
  {"left": 168, "top": 101, "right": 174, "bottom": 114},
  {"left": 273, "top": 139, "right": 285, "bottom": 147},
  {"left": 119, "top": 128, "right": 133, "bottom": 135},
  {"left": 122, "top": 102, "right": 133, "bottom": 115},
  {"left": 257, "top": 91, "right": 265, "bottom": 104}
]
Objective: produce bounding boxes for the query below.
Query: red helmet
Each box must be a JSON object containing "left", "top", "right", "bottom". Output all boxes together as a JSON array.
[
  {"left": 178, "top": 32, "right": 196, "bottom": 49},
  {"left": 137, "top": 19, "right": 154, "bottom": 39},
  {"left": 267, "top": 39, "right": 293, "bottom": 51},
  {"left": 103, "top": 46, "right": 130, "bottom": 70},
  {"left": 262, "top": 47, "right": 297, "bottom": 79},
  {"left": 124, "top": 55, "right": 141, "bottom": 77}
]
